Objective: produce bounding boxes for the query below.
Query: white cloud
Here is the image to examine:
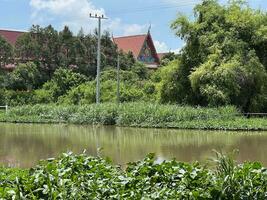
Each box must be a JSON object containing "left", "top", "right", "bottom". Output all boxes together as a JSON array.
[
  {"left": 154, "top": 40, "right": 169, "bottom": 53},
  {"left": 123, "top": 24, "right": 148, "bottom": 35},
  {"left": 155, "top": 40, "right": 181, "bottom": 54},
  {"left": 30, "top": 0, "right": 104, "bottom": 32},
  {"left": 29, "top": 0, "right": 148, "bottom": 36},
  {"left": 29, "top": 0, "right": 178, "bottom": 54},
  {"left": 161, "top": 0, "right": 201, "bottom": 5},
  {"left": 30, "top": 0, "right": 104, "bottom": 19},
  {"left": 104, "top": 18, "right": 148, "bottom": 36}
]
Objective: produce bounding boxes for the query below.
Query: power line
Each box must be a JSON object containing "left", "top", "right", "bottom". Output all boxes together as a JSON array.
[
  {"left": 107, "top": 0, "right": 199, "bottom": 12},
  {"left": 107, "top": 0, "right": 201, "bottom": 15},
  {"left": 108, "top": 3, "right": 198, "bottom": 15}
]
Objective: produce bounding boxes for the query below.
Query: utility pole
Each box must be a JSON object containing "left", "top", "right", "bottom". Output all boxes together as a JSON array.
[
  {"left": 89, "top": 13, "right": 107, "bottom": 104},
  {"left": 117, "top": 54, "right": 120, "bottom": 104}
]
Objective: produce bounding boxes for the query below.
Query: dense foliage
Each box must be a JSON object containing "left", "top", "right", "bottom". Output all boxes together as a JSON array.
[
  {"left": 14, "top": 25, "right": 133, "bottom": 79},
  {"left": 59, "top": 64, "right": 150, "bottom": 105},
  {"left": 0, "top": 25, "right": 144, "bottom": 107},
  {"left": 1, "top": 152, "right": 267, "bottom": 199},
  {"left": 0, "top": 61, "right": 152, "bottom": 106},
  {"left": 0, "top": 36, "right": 13, "bottom": 69},
  {"left": 1, "top": 25, "right": 135, "bottom": 80},
  {"left": 170, "top": 0, "right": 267, "bottom": 112},
  {"left": 4, "top": 62, "right": 41, "bottom": 90},
  {"left": 3, "top": 1, "right": 267, "bottom": 113}
]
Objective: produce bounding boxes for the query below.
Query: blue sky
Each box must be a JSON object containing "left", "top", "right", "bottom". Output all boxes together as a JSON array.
[{"left": 0, "top": 0, "right": 266, "bottom": 53}]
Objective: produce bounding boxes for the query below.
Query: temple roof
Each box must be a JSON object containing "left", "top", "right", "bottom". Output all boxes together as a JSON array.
[
  {"left": 113, "top": 32, "right": 160, "bottom": 65},
  {"left": 0, "top": 29, "right": 26, "bottom": 45},
  {"left": 113, "top": 34, "right": 147, "bottom": 58}
]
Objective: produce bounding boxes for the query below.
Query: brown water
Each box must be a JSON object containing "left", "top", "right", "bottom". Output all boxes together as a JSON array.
[{"left": 0, "top": 123, "right": 267, "bottom": 168}]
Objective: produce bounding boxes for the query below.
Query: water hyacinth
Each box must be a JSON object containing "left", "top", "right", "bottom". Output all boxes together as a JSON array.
[{"left": 1, "top": 152, "right": 267, "bottom": 199}]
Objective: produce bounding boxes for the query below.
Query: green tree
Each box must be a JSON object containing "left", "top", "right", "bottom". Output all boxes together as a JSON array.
[
  {"left": 16, "top": 25, "right": 60, "bottom": 79},
  {"left": 190, "top": 51, "right": 267, "bottom": 112},
  {"left": 15, "top": 25, "right": 95, "bottom": 79},
  {"left": 170, "top": 0, "right": 267, "bottom": 111},
  {"left": 42, "top": 68, "right": 88, "bottom": 101},
  {"left": 15, "top": 25, "right": 134, "bottom": 80},
  {"left": 131, "top": 62, "right": 149, "bottom": 80},
  {"left": 118, "top": 51, "right": 136, "bottom": 70},
  {"left": 59, "top": 26, "right": 76, "bottom": 67},
  {"left": 160, "top": 52, "right": 180, "bottom": 66},
  {"left": 0, "top": 35, "right": 13, "bottom": 69},
  {"left": 5, "top": 62, "right": 40, "bottom": 90},
  {"left": 152, "top": 60, "right": 189, "bottom": 103},
  {"left": 101, "top": 31, "right": 118, "bottom": 68}
]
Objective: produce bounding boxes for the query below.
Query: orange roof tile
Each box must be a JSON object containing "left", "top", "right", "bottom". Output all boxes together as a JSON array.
[
  {"left": 0, "top": 29, "right": 26, "bottom": 45},
  {"left": 113, "top": 34, "right": 147, "bottom": 58}
]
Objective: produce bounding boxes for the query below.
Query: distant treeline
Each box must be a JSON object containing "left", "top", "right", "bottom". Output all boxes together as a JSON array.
[
  {"left": 2, "top": 0, "right": 267, "bottom": 113},
  {"left": 0, "top": 25, "right": 135, "bottom": 79}
]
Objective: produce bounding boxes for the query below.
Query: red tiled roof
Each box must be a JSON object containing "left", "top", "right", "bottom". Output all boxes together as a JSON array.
[
  {"left": 113, "top": 34, "right": 147, "bottom": 58},
  {"left": 0, "top": 29, "right": 26, "bottom": 45}
]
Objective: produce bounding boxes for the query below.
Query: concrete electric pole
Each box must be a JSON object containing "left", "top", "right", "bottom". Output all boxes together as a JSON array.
[
  {"left": 117, "top": 54, "right": 120, "bottom": 104},
  {"left": 89, "top": 13, "right": 107, "bottom": 104}
]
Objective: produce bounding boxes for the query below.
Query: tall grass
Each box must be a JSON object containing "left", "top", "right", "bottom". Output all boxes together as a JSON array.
[
  {"left": 116, "top": 103, "right": 238, "bottom": 127},
  {"left": 1, "top": 102, "right": 267, "bottom": 130}
]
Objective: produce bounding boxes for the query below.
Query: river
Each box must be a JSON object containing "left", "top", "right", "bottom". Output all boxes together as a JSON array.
[{"left": 0, "top": 123, "right": 267, "bottom": 168}]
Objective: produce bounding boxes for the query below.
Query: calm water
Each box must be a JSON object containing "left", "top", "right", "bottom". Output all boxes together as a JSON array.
[{"left": 0, "top": 123, "right": 267, "bottom": 168}]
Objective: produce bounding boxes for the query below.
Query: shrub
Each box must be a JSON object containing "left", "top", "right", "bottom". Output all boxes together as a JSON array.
[
  {"left": 142, "top": 81, "right": 157, "bottom": 101},
  {"left": 101, "top": 69, "right": 139, "bottom": 83},
  {"left": 60, "top": 79, "right": 146, "bottom": 105},
  {"left": 4, "top": 90, "right": 34, "bottom": 106},
  {"left": 41, "top": 81, "right": 61, "bottom": 102},
  {"left": 131, "top": 62, "right": 149, "bottom": 80},
  {"left": 52, "top": 68, "right": 88, "bottom": 94},
  {"left": 143, "top": 81, "right": 156, "bottom": 95},
  {"left": 190, "top": 52, "right": 267, "bottom": 112},
  {"left": 151, "top": 60, "right": 190, "bottom": 104},
  {"left": 58, "top": 81, "right": 96, "bottom": 105},
  {"left": 4, "top": 62, "right": 41, "bottom": 90},
  {"left": 41, "top": 68, "right": 88, "bottom": 101},
  {"left": 120, "top": 84, "right": 144, "bottom": 102},
  {"left": 33, "top": 89, "right": 55, "bottom": 104},
  {"left": 0, "top": 89, "right": 5, "bottom": 105}
]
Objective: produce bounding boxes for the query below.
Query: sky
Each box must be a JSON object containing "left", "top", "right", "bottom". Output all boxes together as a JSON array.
[{"left": 0, "top": 0, "right": 266, "bottom": 53}]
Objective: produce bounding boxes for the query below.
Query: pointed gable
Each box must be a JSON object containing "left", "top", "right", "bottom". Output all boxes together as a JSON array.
[
  {"left": 113, "top": 34, "right": 147, "bottom": 58},
  {"left": 113, "top": 32, "right": 160, "bottom": 66},
  {"left": 138, "top": 32, "right": 159, "bottom": 64}
]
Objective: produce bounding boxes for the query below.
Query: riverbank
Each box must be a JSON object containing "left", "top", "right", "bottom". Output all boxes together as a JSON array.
[
  {"left": 1, "top": 152, "right": 267, "bottom": 199},
  {"left": 1, "top": 103, "right": 267, "bottom": 130}
]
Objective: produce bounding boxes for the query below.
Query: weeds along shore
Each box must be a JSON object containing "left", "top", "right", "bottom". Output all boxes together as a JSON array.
[{"left": 1, "top": 103, "right": 267, "bottom": 131}]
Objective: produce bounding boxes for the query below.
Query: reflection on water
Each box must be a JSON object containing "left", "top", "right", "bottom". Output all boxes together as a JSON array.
[{"left": 0, "top": 123, "right": 267, "bottom": 168}]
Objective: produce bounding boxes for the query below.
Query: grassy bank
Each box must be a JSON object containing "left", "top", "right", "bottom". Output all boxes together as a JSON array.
[
  {"left": 1, "top": 152, "right": 267, "bottom": 199},
  {"left": 0, "top": 103, "right": 267, "bottom": 130}
]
